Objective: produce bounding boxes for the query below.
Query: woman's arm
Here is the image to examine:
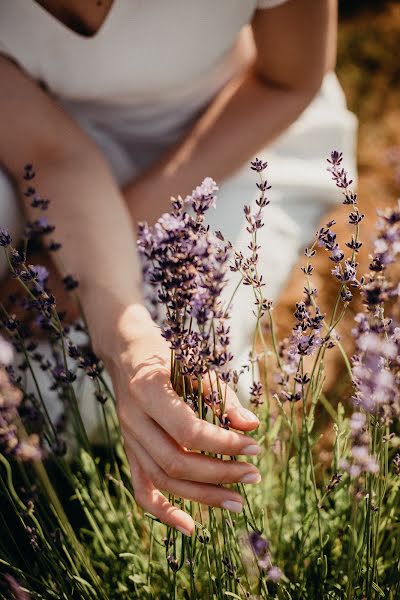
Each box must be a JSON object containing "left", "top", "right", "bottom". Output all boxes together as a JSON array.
[
  {"left": 125, "top": 0, "right": 336, "bottom": 224},
  {"left": 0, "top": 56, "right": 261, "bottom": 535},
  {"left": 0, "top": 57, "right": 143, "bottom": 332}
]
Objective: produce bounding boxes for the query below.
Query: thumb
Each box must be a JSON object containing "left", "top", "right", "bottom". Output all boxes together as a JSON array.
[{"left": 223, "top": 387, "right": 259, "bottom": 432}]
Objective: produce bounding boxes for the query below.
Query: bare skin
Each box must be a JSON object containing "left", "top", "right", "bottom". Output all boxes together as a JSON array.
[{"left": 0, "top": 0, "right": 337, "bottom": 535}]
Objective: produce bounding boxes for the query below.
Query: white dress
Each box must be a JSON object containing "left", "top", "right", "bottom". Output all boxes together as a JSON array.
[{"left": 0, "top": 0, "right": 358, "bottom": 427}]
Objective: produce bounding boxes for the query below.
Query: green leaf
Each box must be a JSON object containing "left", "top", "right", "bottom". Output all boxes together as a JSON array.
[
  {"left": 128, "top": 574, "right": 146, "bottom": 585},
  {"left": 72, "top": 576, "right": 97, "bottom": 595}
]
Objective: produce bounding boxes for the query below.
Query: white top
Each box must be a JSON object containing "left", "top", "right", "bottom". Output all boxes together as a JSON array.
[{"left": 0, "top": 0, "right": 288, "bottom": 146}]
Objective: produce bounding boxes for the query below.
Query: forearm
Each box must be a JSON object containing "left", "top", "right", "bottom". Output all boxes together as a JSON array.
[
  {"left": 20, "top": 152, "right": 147, "bottom": 355},
  {"left": 124, "top": 66, "right": 322, "bottom": 224},
  {"left": 125, "top": 0, "right": 335, "bottom": 225},
  {"left": 0, "top": 56, "right": 149, "bottom": 358}
]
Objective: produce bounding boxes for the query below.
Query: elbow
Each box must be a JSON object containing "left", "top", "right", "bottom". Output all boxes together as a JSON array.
[
  {"left": 254, "top": 62, "right": 325, "bottom": 110},
  {"left": 295, "top": 69, "right": 325, "bottom": 112},
  {"left": 299, "top": 66, "right": 326, "bottom": 101}
]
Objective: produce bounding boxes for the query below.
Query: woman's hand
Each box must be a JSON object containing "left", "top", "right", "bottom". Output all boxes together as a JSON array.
[{"left": 102, "top": 304, "right": 261, "bottom": 536}]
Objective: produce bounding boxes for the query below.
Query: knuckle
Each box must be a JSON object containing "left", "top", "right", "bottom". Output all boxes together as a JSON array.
[
  {"left": 180, "top": 421, "right": 201, "bottom": 450},
  {"left": 164, "top": 454, "right": 186, "bottom": 479},
  {"left": 153, "top": 367, "right": 170, "bottom": 384},
  {"left": 157, "top": 450, "right": 175, "bottom": 474},
  {"left": 129, "top": 367, "right": 169, "bottom": 403},
  {"left": 152, "top": 468, "right": 169, "bottom": 490},
  {"left": 128, "top": 373, "right": 147, "bottom": 401},
  {"left": 172, "top": 421, "right": 190, "bottom": 448}
]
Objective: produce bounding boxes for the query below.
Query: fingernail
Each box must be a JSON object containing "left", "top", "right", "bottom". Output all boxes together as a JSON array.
[
  {"left": 242, "top": 444, "right": 261, "bottom": 456},
  {"left": 240, "top": 472, "right": 261, "bottom": 484},
  {"left": 177, "top": 526, "right": 192, "bottom": 537},
  {"left": 238, "top": 407, "right": 259, "bottom": 423},
  {"left": 221, "top": 500, "right": 243, "bottom": 513}
]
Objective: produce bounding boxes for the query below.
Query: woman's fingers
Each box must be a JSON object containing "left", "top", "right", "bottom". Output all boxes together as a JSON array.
[
  {"left": 201, "top": 374, "right": 259, "bottom": 431},
  {"left": 223, "top": 385, "right": 260, "bottom": 432},
  {"left": 129, "top": 369, "right": 261, "bottom": 456},
  {"left": 129, "top": 437, "right": 245, "bottom": 514},
  {"left": 127, "top": 447, "right": 195, "bottom": 536},
  {"left": 126, "top": 414, "right": 261, "bottom": 485}
]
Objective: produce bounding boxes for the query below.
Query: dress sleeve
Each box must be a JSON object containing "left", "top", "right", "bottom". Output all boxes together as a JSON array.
[{"left": 256, "top": 0, "right": 289, "bottom": 8}]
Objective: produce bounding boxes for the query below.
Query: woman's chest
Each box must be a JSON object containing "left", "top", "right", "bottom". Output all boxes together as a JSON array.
[{"left": 0, "top": 0, "right": 257, "bottom": 102}]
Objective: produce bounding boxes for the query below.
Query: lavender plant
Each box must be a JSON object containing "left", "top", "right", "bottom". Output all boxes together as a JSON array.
[{"left": 0, "top": 153, "right": 399, "bottom": 599}]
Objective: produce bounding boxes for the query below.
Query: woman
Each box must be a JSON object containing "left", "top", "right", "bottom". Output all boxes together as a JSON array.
[{"left": 0, "top": 0, "right": 356, "bottom": 536}]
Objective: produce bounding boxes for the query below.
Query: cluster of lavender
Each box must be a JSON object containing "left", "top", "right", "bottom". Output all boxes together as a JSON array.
[
  {"left": 344, "top": 200, "right": 400, "bottom": 478},
  {"left": 227, "top": 158, "right": 272, "bottom": 408},
  {"left": 137, "top": 177, "right": 233, "bottom": 421},
  {"left": 275, "top": 299, "right": 325, "bottom": 404},
  {"left": 0, "top": 166, "right": 107, "bottom": 461},
  {"left": 315, "top": 151, "right": 400, "bottom": 481},
  {"left": 1, "top": 151, "right": 399, "bottom": 597},
  {"left": 273, "top": 151, "right": 362, "bottom": 405},
  {"left": 0, "top": 352, "right": 42, "bottom": 461},
  {"left": 138, "top": 168, "right": 284, "bottom": 587},
  {"left": 248, "top": 532, "right": 282, "bottom": 582},
  {"left": 325, "top": 151, "right": 364, "bottom": 295}
]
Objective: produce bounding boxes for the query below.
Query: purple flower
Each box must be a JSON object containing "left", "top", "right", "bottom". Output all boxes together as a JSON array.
[
  {"left": 327, "top": 150, "right": 343, "bottom": 167},
  {"left": 340, "top": 410, "right": 379, "bottom": 479},
  {"left": 0, "top": 368, "right": 42, "bottom": 462},
  {"left": 249, "top": 531, "right": 269, "bottom": 558},
  {"left": 346, "top": 196, "right": 400, "bottom": 478},
  {"left": 138, "top": 179, "right": 231, "bottom": 386},
  {"left": 250, "top": 381, "right": 263, "bottom": 407},
  {"left": 48, "top": 240, "right": 62, "bottom": 252},
  {"left": 62, "top": 274, "right": 79, "bottom": 291},
  {"left": 350, "top": 412, "right": 367, "bottom": 433},
  {"left": 184, "top": 177, "right": 218, "bottom": 217},
  {"left": 317, "top": 224, "right": 337, "bottom": 251},
  {"left": 349, "top": 210, "right": 365, "bottom": 225},
  {"left": 346, "top": 236, "right": 362, "bottom": 252},
  {"left": 267, "top": 566, "right": 283, "bottom": 582},
  {"left": 329, "top": 245, "right": 345, "bottom": 263},
  {"left": 0, "top": 228, "right": 12, "bottom": 247},
  {"left": 31, "top": 265, "right": 49, "bottom": 287},
  {"left": 248, "top": 532, "right": 281, "bottom": 576},
  {"left": 25, "top": 216, "right": 55, "bottom": 239},
  {"left": 23, "top": 163, "right": 35, "bottom": 181},
  {"left": 331, "top": 260, "right": 357, "bottom": 283},
  {"left": 372, "top": 201, "right": 400, "bottom": 267},
  {"left": 250, "top": 157, "right": 268, "bottom": 172}
]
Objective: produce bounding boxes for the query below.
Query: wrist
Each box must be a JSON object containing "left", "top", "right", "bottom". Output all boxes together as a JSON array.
[{"left": 81, "top": 288, "right": 154, "bottom": 363}]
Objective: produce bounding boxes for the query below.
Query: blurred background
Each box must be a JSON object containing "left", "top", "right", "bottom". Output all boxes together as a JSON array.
[{"left": 275, "top": 0, "right": 400, "bottom": 399}]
